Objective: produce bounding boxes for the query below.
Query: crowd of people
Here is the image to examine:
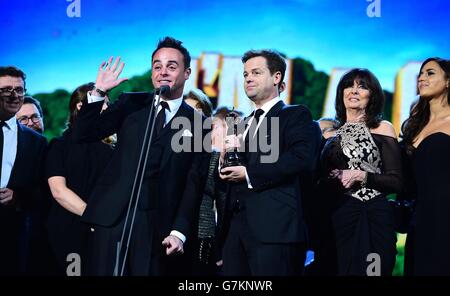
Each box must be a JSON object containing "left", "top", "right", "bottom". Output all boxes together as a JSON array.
[{"left": 0, "top": 36, "right": 449, "bottom": 276}]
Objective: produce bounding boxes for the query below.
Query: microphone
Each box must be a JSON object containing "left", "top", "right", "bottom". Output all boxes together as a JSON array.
[{"left": 155, "top": 85, "right": 170, "bottom": 96}]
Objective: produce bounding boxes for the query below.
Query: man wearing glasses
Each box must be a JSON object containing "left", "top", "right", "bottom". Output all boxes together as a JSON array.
[
  {"left": 0, "top": 66, "right": 47, "bottom": 275},
  {"left": 16, "top": 96, "right": 45, "bottom": 133}
]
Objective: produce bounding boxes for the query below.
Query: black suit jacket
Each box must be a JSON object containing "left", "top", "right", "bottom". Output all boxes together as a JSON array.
[
  {"left": 7, "top": 122, "right": 48, "bottom": 209},
  {"left": 74, "top": 92, "right": 210, "bottom": 241},
  {"left": 0, "top": 122, "right": 47, "bottom": 275},
  {"left": 226, "top": 101, "right": 321, "bottom": 243}
]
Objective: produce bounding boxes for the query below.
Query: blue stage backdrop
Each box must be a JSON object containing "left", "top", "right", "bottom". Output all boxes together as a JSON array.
[{"left": 1, "top": 0, "right": 449, "bottom": 138}]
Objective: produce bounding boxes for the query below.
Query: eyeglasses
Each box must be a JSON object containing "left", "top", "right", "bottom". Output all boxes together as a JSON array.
[
  {"left": 0, "top": 86, "right": 26, "bottom": 96},
  {"left": 18, "top": 114, "right": 41, "bottom": 125}
]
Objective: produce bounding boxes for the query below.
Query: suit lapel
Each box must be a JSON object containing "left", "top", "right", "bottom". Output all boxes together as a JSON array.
[
  {"left": 263, "top": 100, "right": 285, "bottom": 121},
  {"left": 8, "top": 122, "right": 27, "bottom": 188},
  {"left": 259, "top": 100, "right": 284, "bottom": 136},
  {"left": 247, "top": 100, "right": 285, "bottom": 164},
  {"left": 130, "top": 91, "right": 174, "bottom": 143},
  {"left": 129, "top": 97, "right": 195, "bottom": 170},
  {"left": 157, "top": 101, "right": 195, "bottom": 169},
  {"left": 248, "top": 100, "right": 285, "bottom": 138},
  {"left": 155, "top": 100, "right": 191, "bottom": 140}
]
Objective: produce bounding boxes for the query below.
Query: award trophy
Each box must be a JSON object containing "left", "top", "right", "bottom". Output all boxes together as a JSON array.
[{"left": 222, "top": 110, "right": 244, "bottom": 168}]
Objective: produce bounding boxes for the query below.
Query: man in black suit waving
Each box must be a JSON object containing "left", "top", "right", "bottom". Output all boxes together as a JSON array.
[
  {"left": 75, "top": 37, "right": 210, "bottom": 275},
  {"left": 219, "top": 50, "right": 321, "bottom": 276}
]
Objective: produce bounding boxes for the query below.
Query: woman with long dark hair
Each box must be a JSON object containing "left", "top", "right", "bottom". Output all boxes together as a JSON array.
[
  {"left": 45, "top": 83, "right": 114, "bottom": 274},
  {"left": 401, "top": 57, "right": 450, "bottom": 275},
  {"left": 318, "top": 68, "right": 402, "bottom": 275}
]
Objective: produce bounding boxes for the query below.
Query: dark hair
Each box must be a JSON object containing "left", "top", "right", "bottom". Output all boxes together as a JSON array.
[
  {"left": 213, "top": 106, "right": 243, "bottom": 120},
  {"left": 184, "top": 88, "right": 213, "bottom": 117},
  {"left": 213, "top": 106, "right": 232, "bottom": 120},
  {"left": 151, "top": 36, "right": 191, "bottom": 69},
  {"left": 242, "top": 50, "right": 286, "bottom": 91},
  {"left": 23, "top": 96, "right": 44, "bottom": 118},
  {"left": 401, "top": 57, "right": 450, "bottom": 154},
  {"left": 335, "top": 68, "right": 384, "bottom": 129},
  {"left": 0, "top": 66, "right": 26, "bottom": 89},
  {"left": 68, "top": 82, "right": 95, "bottom": 127}
]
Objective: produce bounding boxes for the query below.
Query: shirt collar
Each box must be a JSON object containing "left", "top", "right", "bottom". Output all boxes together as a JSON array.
[
  {"left": 255, "top": 96, "right": 282, "bottom": 116},
  {"left": 154, "top": 95, "right": 183, "bottom": 113},
  {"left": 3, "top": 116, "right": 18, "bottom": 132}
]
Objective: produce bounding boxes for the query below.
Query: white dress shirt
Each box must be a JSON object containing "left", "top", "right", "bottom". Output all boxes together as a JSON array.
[
  {"left": 243, "top": 96, "right": 282, "bottom": 188},
  {"left": 243, "top": 96, "right": 281, "bottom": 140},
  {"left": 154, "top": 95, "right": 183, "bottom": 126},
  {"left": 1, "top": 117, "right": 18, "bottom": 188}
]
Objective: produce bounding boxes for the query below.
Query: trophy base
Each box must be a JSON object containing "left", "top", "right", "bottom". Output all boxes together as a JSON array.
[{"left": 222, "top": 152, "right": 243, "bottom": 168}]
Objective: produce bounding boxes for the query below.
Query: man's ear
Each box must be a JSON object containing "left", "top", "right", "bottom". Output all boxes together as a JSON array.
[
  {"left": 184, "top": 67, "right": 192, "bottom": 80},
  {"left": 273, "top": 71, "right": 282, "bottom": 86}
]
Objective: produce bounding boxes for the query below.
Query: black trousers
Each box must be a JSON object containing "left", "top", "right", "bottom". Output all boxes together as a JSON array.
[
  {"left": 222, "top": 207, "right": 306, "bottom": 276},
  {"left": 0, "top": 207, "right": 20, "bottom": 275},
  {"left": 85, "top": 209, "right": 192, "bottom": 276},
  {"left": 85, "top": 209, "right": 161, "bottom": 276}
]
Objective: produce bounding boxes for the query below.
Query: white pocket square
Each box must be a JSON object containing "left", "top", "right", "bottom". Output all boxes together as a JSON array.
[{"left": 182, "top": 129, "right": 193, "bottom": 137}]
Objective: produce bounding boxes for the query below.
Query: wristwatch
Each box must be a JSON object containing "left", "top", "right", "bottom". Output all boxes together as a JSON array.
[{"left": 93, "top": 85, "right": 108, "bottom": 97}]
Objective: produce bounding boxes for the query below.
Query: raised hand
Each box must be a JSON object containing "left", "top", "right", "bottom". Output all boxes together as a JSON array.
[{"left": 95, "top": 56, "right": 128, "bottom": 92}]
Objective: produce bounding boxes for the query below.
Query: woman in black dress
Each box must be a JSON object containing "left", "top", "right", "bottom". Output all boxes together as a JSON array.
[
  {"left": 401, "top": 57, "right": 450, "bottom": 275},
  {"left": 46, "top": 82, "right": 114, "bottom": 273},
  {"left": 318, "top": 69, "right": 402, "bottom": 275}
]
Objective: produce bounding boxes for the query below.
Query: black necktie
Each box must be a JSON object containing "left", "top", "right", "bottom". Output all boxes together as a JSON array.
[
  {"left": 246, "top": 109, "right": 264, "bottom": 137},
  {"left": 0, "top": 121, "right": 5, "bottom": 183},
  {"left": 155, "top": 101, "right": 170, "bottom": 136},
  {"left": 245, "top": 109, "right": 264, "bottom": 153}
]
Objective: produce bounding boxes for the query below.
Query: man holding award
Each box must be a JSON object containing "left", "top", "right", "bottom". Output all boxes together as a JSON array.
[{"left": 219, "top": 50, "right": 321, "bottom": 276}]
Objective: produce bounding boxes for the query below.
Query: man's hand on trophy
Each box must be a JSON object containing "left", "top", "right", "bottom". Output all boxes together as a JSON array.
[
  {"left": 219, "top": 165, "right": 246, "bottom": 182},
  {"left": 94, "top": 56, "right": 128, "bottom": 93}
]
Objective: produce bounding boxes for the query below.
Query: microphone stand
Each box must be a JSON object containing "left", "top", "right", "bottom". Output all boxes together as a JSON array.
[{"left": 113, "top": 86, "right": 169, "bottom": 276}]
